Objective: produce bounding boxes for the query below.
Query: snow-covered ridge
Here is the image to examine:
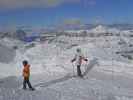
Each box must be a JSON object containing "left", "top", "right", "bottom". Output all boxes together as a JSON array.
[
  {"left": 90, "top": 25, "right": 120, "bottom": 34},
  {"left": 64, "top": 25, "right": 120, "bottom": 34},
  {"left": 64, "top": 25, "right": 133, "bottom": 38}
]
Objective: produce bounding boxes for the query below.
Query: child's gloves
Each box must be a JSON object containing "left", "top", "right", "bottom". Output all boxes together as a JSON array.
[
  {"left": 84, "top": 59, "right": 88, "bottom": 61},
  {"left": 71, "top": 59, "right": 75, "bottom": 63}
]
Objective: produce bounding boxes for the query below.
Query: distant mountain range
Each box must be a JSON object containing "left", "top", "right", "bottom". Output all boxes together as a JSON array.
[
  {"left": 58, "top": 24, "right": 133, "bottom": 31},
  {"left": 0, "top": 24, "right": 133, "bottom": 43},
  {"left": 1, "top": 24, "right": 133, "bottom": 33}
]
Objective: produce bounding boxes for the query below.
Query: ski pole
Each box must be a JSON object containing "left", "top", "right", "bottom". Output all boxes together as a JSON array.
[
  {"left": 84, "top": 60, "right": 88, "bottom": 76},
  {"left": 85, "top": 59, "right": 88, "bottom": 70},
  {"left": 72, "top": 63, "right": 75, "bottom": 76},
  {"left": 84, "top": 57, "right": 88, "bottom": 71}
]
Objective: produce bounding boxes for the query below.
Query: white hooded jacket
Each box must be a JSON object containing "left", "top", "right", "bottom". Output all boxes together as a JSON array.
[{"left": 72, "top": 52, "right": 86, "bottom": 66}]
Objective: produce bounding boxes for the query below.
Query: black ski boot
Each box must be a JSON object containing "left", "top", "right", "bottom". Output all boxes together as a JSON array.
[{"left": 30, "top": 88, "right": 35, "bottom": 91}]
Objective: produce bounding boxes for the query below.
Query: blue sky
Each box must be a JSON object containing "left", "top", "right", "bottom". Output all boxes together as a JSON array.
[{"left": 0, "top": 0, "right": 133, "bottom": 29}]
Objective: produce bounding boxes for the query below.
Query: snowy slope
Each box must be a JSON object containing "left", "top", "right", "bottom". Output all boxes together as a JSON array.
[{"left": 0, "top": 25, "right": 133, "bottom": 100}]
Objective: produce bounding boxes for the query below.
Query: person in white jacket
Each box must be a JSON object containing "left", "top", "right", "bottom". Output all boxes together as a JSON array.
[{"left": 71, "top": 48, "right": 88, "bottom": 77}]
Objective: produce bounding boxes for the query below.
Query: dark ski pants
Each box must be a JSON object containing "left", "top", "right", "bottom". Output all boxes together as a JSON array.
[
  {"left": 77, "top": 65, "right": 82, "bottom": 77},
  {"left": 23, "top": 77, "right": 33, "bottom": 89}
]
